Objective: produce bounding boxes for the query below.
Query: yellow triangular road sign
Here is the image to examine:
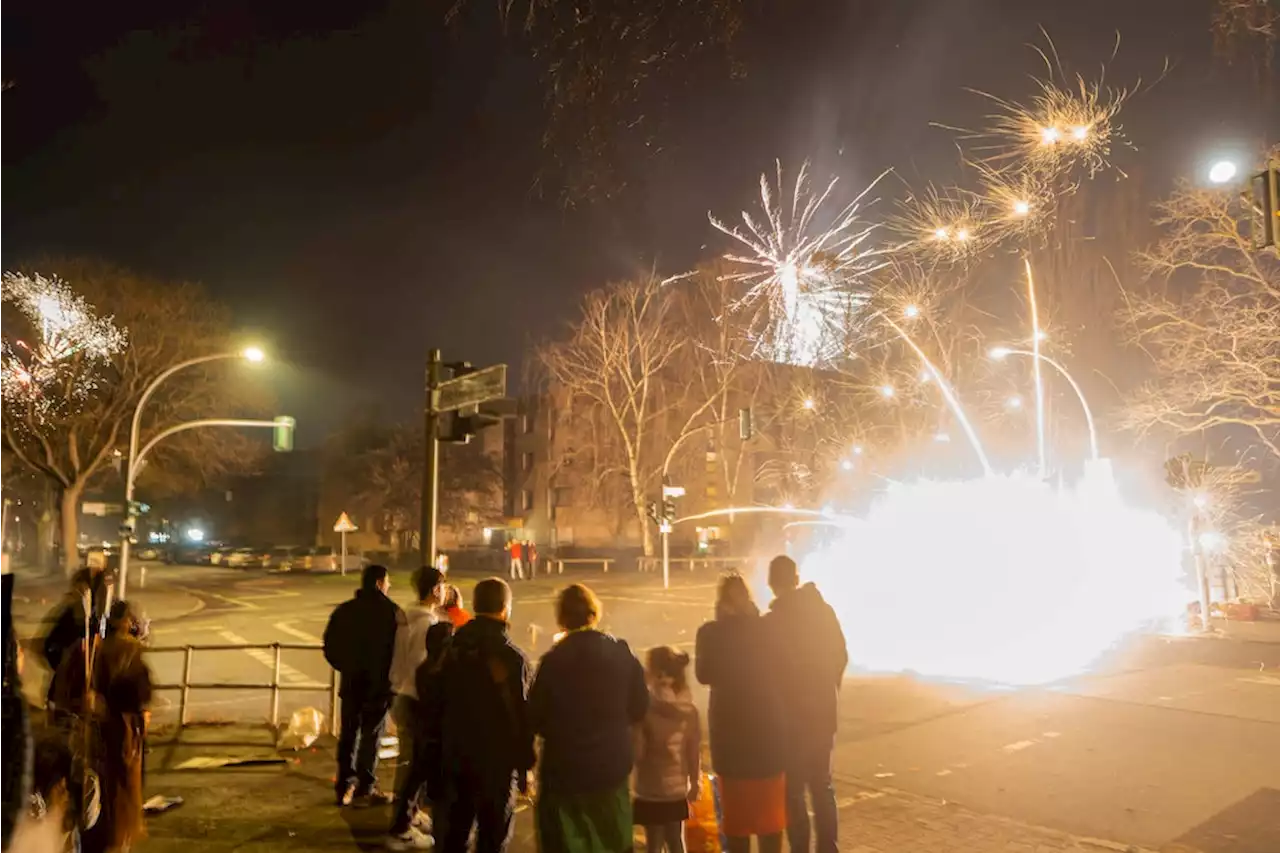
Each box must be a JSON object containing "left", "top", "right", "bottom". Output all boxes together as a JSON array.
[{"left": 333, "top": 512, "right": 358, "bottom": 533}]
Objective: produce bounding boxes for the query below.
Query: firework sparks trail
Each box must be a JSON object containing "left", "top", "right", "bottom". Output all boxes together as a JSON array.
[
  {"left": 710, "top": 161, "right": 891, "bottom": 366},
  {"left": 795, "top": 473, "right": 1188, "bottom": 685},
  {"left": 1025, "top": 258, "right": 1048, "bottom": 477},
  {"left": 1, "top": 272, "right": 126, "bottom": 406}
]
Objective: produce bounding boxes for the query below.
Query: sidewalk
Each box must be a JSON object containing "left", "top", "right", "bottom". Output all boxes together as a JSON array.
[{"left": 134, "top": 725, "right": 1154, "bottom": 853}]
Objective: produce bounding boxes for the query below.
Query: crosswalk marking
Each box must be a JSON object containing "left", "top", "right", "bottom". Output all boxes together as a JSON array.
[{"left": 218, "top": 629, "right": 323, "bottom": 686}]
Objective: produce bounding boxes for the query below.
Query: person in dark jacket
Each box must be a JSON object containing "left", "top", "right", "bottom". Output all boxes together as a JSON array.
[
  {"left": 764, "top": 555, "right": 848, "bottom": 853},
  {"left": 434, "top": 577, "right": 533, "bottom": 853},
  {"left": 40, "top": 569, "right": 105, "bottom": 725},
  {"left": 530, "top": 583, "right": 648, "bottom": 853},
  {"left": 323, "top": 564, "right": 405, "bottom": 807},
  {"left": 696, "top": 573, "right": 787, "bottom": 853}
]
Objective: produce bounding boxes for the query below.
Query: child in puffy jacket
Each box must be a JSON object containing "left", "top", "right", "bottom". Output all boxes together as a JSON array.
[{"left": 632, "top": 646, "right": 702, "bottom": 853}]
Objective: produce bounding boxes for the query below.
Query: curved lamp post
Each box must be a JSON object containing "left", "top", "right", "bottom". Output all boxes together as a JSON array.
[
  {"left": 989, "top": 347, "right": 1099, "bottom": 462},
  {"left": 118, "top": 347, "right": 265, "bottom": 597}
]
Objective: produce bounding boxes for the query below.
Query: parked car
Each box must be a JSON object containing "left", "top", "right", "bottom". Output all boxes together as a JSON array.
[
  {"left": 226, "top": 547, "right": 270, "bottom": 568},
  {"left": 286, "top": 545, "right": 366, "bottom": 573},
  {"left": 209, "top": 546, "right": 236, "bottom": 566},
  {"left": 265, "top": 546, "right": 299, "bottom": 570}
]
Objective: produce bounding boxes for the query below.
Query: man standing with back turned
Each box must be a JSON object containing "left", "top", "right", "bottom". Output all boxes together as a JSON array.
[
  {"left": 325, "top": 564, "right": 405, "bottom": 807},
  {"left": 764, "top": 555, "right": 847, "bottom": 853}
]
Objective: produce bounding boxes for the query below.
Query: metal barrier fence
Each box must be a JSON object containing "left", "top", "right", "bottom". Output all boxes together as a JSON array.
[
  {"left": 147, "top": 642, "right": 338, "bottom": 733},
  {"left": 636, "top": 555, "right": 750, "bottom": 573}
]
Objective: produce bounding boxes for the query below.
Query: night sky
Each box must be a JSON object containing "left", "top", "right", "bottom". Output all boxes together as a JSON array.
[{"left": 4, "top": 0, "right": 1274, "bottom": 443}]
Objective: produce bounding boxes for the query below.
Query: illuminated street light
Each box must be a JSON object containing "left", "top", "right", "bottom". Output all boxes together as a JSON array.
[
  {"left": 186, "top": 527, "right": 205, "bottom": 542},
  {"left": 1208, "top": 160, "right": 1238, "bottom": 185},
  {"left": 242, "top": 346, "right": 266, "bottom": 362}
]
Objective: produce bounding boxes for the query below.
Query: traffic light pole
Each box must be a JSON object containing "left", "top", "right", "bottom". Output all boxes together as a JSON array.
[{"left": 420, "top": 349, "right": 442, "bottom": 569}]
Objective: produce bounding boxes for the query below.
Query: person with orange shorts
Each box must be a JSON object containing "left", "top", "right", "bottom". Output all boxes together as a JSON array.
[{"left": 695, "top": 573, "right": 787, "bottom": 853}]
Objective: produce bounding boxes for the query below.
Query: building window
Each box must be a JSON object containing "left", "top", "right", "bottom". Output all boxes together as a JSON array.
[
  {"left": 521, "top": 490, "right": 534, "bottom": 511},
  {"left": 521, "top": 413, "right": 534, "bottom": 434},
  {"left": 522, "top": 451, "right": 534, "bottom": 472}
]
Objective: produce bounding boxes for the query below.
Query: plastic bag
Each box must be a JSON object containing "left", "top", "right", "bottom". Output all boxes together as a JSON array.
[
  {"left": 684, "top": 772, "right": 721, "bottom": 853},
  {"left": 278, "top": 707, "right": 325, "bottom": 750}
]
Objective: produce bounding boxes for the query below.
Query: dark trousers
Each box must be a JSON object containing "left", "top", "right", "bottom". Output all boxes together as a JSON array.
[
  {"left": 391, "top": 733, "right": 439, "bottom": 834},
  {"left": 336, "top": 691, "right": 392, "bottom": 795},
  {"left": 785, "top": 740, "right": 838, "bottom": 853},
  {"left": 435, "top": 767, "right": 516, "bottom": 853}
]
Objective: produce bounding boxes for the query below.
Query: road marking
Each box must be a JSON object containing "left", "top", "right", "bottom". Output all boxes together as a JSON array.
[
  {"left": 1237, "top": 675, "right": 1280, "bottom": 686},
  {"left": 218, "top": 629, "right": 323, "bottom": 686},
  {"left": 275, "top": 621, "right": 323, "bottom": 644},
  {"left": 1001, "top": 739, "right": 1037, "bottom": 753},
  {"left": 935, "top": 769, "right": 953, "bottom": 776}
]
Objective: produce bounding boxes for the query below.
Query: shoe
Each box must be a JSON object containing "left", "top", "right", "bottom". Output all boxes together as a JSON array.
[
  {"left": 336, "top": 785, "right": 355, "bottom": 807},
  {"left": 411, "top": 810, "right": 433, "bottom": 833},
  {"left": 386, "top": 827, "right": 434, "bottom": 850},
  {"left": 354, "top": 788, "right": 396, "bottom": 808}
]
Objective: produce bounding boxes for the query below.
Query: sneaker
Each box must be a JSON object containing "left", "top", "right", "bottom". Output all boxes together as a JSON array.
[
  {"left": 411, "top": 810, "right": 433, "bottom": 833},
  {"left": 386, "top": 827, "right": 434, "bottom": 850},
  {"left": 354, "top": 788, "right": 396, "bottom": 808},
  {"left": 336, "top": 785, "right": 355, "bottom": 807}
]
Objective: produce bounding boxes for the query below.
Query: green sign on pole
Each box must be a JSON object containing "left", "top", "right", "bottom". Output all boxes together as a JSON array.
[{"left": 273, "top": 416, "right": 295, "bottom": 452}]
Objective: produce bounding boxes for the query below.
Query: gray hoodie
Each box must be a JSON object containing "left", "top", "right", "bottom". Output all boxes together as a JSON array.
[{"left": 632, "top": 678, "right": 701, "bottom": 802}]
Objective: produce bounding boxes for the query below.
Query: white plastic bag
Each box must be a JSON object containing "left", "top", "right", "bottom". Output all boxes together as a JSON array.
[{"left": 278, "top": 707, "right": 325, "bottom": 750}]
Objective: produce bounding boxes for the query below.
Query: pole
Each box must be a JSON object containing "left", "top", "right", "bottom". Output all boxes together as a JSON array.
[
  {"left": 662, "top": 527, "right": 670, "bottom": 590},
  {"left": 340, "top": 528, "right": 347, "bottom": 576},
  {"left": 420, "top": 349, "right": 442, "bottom": 569},
  {"left": 1191, "top": 513, "right": 1213, "bottom": 632}
]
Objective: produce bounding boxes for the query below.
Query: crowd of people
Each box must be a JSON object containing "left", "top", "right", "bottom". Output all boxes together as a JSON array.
[{"left": 324, "top": 555, "right": 847, "bottom": 853}]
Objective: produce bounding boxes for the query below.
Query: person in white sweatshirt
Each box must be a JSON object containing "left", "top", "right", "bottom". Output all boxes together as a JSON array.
[
  {"left": 387, "top": 566, "right": 445, "bottom": 850},
  {"left": 632, "top": 646, "right": 702, "bottom": 853}
]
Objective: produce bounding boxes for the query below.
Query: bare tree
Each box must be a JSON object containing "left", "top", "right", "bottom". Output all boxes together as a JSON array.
[
  {"left": 2, "top": 260, "right": 272, "bottom": 572},
  {"left": 1122, "top": 175, "right": 1280, "bottom": 461},
  {"left": 537, "top": 275, "right": 734, "bottom": 555}
]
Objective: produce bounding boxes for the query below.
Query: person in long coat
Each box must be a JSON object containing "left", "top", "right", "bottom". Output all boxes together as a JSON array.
[{"left": 695, "top": 574, "right": 787, "bottom": 853}]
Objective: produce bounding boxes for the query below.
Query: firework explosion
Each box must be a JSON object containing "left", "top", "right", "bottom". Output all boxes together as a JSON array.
[
  {"left": 710, "top": 161, "right": 889, "bottom": 367},
  {"left": 1, "top": 272, "right": 126, "bottom": 408}
]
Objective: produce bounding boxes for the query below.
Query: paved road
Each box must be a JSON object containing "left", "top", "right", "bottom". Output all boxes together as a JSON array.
[{"left": 15, "top": 563, "right": 1280, "bottom": 852}]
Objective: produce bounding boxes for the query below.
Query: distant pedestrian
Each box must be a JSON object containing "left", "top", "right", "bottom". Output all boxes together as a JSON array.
[
  {"left": 442, "top": 585, "right": 473, "bottom": 630},
  {"left": 695, "top": 574, "right": 787, "bottom": 853},
  {"left": 434, "top": 578, "right": 534, "bottom": 853},
  {"left": 386, "top": 566, "right": 446, "bottom": 849},
  {"left": 324, "top": 564, "right": 405, "bottom": 807},
  {"left": 80, "top": 601, "right": 153, "bottom": 853},
  {"left": 632, "top": 646, "right": 701, "bottom": 853},
  {"left": 525, "top": 541, "right": 538, "bottom": 579},
  {"left": 507, "top": 540, "right": 524, "bottom": 581},
  {"left": 530, "top": 583, "right": 648, "bottom": 853},
  {"left": 764, "top": 555, "right": 847, "bottom": 853}
]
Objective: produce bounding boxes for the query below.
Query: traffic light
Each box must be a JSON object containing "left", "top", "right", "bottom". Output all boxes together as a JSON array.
[
  {"left": 646, "top": 501, "right": 661, "bottom": 525},
  {"left": 440, "top": 405, "right": 502, "bottom": 444},
  {"left": 1248, "top": 162, "right": 1280, "bottom": 250},
  {"left": 273, "top": 416, "right": 295, "bottom": 452}
]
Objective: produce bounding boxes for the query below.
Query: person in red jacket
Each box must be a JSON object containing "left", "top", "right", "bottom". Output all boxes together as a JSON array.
[{"left": 507, "top": 540, "right": 524, "bottom": 581}]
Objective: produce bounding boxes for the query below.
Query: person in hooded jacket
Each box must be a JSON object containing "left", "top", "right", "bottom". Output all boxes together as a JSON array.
[
  {"left": 386, "top": 566, "right": 445, "bottom": 849},
  {"left": 324, "top": 564, "right": 405, "bottom": 807},
  {"left": 530, "top": 583, "right": 648, "bottom": 853},
  {"left": 696, "top": 573, "right": 787, "bottom": 853},
  {"left": 632, "top": 645, "right": 701, "bottom": 853},
  {"left": 763, "top": 555, "right": 848, "bottom": 853},
  {"left": 434, "top": 577, "right": 533, "bottom": 853}
]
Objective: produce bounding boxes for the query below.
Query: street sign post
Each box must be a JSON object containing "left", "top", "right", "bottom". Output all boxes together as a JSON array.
[
  {"left": 420, "top": 352, "right": 508, "bottom": 568},
  {"left": 334, "top": 512, "right": 358, "bottom": 576}
]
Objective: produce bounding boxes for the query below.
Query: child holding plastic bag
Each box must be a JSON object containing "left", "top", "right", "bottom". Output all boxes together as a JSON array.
[{"left": 632, "top": 646, "right": 702, "bottom": 853}]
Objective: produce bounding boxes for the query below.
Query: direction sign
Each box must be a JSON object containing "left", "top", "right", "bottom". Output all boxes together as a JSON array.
[
  {"left": 333, "top": 512, "right": 358, "bottom": 533},
  {"left": 436, "top": 364, "right": 507, "bottom": 413}
]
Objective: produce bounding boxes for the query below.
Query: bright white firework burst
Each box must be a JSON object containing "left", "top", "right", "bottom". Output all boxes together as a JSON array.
[
  {"left": 793, "top": 468, "right": 1189, "bottom": 686},
  {"left": 710, "top": 161, "right": 890, "bottom": 367},
  {"left": 1, "top": 272, "right": 127, "bottom": 409}
]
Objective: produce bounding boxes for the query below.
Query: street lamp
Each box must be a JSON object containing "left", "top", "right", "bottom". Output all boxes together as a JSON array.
[
  {"left": 118, "top": 347, "right": 266, "bottom": 597},
  {"left": 1208, "top": 160, "right": 1238, "bottom": 185},
  {"left": 988, "top": 346, "right": 1099, "bottom": 461}
]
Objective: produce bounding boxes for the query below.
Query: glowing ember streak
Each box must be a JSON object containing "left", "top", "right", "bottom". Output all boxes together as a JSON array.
[
  {"left": 1025, "top": 259, "right": 1047, "bottom": 477},
  {"left": 711, "top": 161, "right": 890, "bottom": 366},
  {"left": 798, "top": 473, "right": 1188, "bottom": 685},
  {"left": 881, "top": 314, "right": 992, "bottom": 475}
]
